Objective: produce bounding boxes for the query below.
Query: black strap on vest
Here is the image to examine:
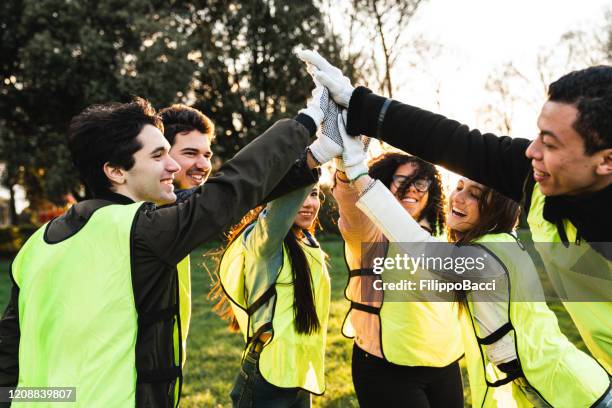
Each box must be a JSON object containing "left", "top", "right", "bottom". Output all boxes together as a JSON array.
[
  {"left": 486, "top": 359, "right": 523, "bottom": 387},
  {"left": 137, "top": 366, "right": 182, "bottom": 383},
  {"left": 476, "top": 322, "right": 513, "bottom": 346},
  {"left": 350, "top": 301, "right": 380, "bottom": 315},
  {"left": 246, "top": 321, "right": 274, "bottom": 347},
  {"left": 485, "top": 370, "right": 522, "bottom": 387},
  {"left": 246, "top": 285, "right": 276, "bottom": 316},
  {"left": 138, "top": 304, "right": 178, "bottom": 327},
  {"left": 348, "top": 268, "right": 376, "bottom": 278}
]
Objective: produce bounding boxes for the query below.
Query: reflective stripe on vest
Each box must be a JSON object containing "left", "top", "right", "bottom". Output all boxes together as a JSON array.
[
  {"left": 527, "top": 183, "right": 612, "bottom": 374},
  {"left": 462, "top": 233, "right": 610, "bottom": 408},
  {"left": 176, "top": 255, "right": 191, "bottom": 367},
  {"left": 341, "top": 241, "right": 464, "bottom": 367},
  {"left": 12, "top": 203, "right": 142, "bottom": 407},
  {"left": 219, "top": 231, "right": 331, "bottom": 394}
]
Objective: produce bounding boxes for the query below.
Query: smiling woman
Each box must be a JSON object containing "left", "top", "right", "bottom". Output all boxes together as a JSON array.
[
  {"left": 368, "top": 152, "right": 446, "bottom": 235},
  {"left": 211, "top": 183, "right": 330, "bottom": 408},
  {"left": 332, "top": 151, "right": 464, "bottom": 408}
]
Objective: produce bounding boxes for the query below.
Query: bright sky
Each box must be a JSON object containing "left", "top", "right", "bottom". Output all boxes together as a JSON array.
[
  {"left": 321, "top": 0, "right": 610, "bottom": 186},
  {"left": 395, "top": 0, "right": 610, "bottom": 138}
]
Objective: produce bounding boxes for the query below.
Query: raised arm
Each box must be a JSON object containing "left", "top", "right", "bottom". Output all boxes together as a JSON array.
[
  {"left": 138, "top": 116, "right": 316, "bottom": 265},
  {"left": 346, "top": 87, "right": 531, "bottom": 202},
  {"left": 295, "top": 50, "right": 531, "bottom": 202},
  {"left": 245, "top": 185, "right": 313, "bottom": 260}
]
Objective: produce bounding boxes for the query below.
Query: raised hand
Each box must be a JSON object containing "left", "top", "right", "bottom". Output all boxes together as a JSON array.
[
  {"left": 338, "top": 112, "right": 370, "bottom": 181},
  {"left": 298, "top": 79, "right": 327, "bottom": 127},
  {"left": 307, "top": 85, "right": 343, "bottom": 165},
  {"left": 296, "top": 49, "right": 355, "bottom": 108}
]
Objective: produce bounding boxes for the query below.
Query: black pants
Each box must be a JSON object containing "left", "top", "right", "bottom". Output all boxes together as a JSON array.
[{"left": 351, "top": 344, "right": 464, "bottom": 408}]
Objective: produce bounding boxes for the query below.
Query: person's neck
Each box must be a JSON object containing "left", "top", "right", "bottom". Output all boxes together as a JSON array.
[{"left": 94, "top": 189, "right": 135, "bottom": 204}]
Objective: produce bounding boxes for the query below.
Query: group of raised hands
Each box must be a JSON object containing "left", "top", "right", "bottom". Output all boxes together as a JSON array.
[{"left": 297, "top": 50, "right": 372, "bottom": 182}]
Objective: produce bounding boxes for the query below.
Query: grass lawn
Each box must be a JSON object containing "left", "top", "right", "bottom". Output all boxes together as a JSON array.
[{"left": 0, "top": 235, "right": 586, "bottom": 407}]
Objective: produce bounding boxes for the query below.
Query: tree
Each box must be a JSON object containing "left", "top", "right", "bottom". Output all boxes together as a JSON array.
[
  {"left": 0, "top": 0, "right": 196, "bottom": 210},
  {"left": 322, "top": 0, "right": 428, "bottom": 97},
  {"left": 479, "top": 12, "right": 612, "bottom": 136},
  {"left": 180, "top": 0, "right": 349, "bottom": 158},
  {"left": 0, "top": 0, "right": 350, "bottom": 216}
]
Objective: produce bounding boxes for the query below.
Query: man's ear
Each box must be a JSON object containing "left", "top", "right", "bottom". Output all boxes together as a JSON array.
[
  {"left": 103, "top": 162, "right": 127, "bottom": 186},
  {"left": 594, "top": 148, "right": 612, "bottom": 176}
]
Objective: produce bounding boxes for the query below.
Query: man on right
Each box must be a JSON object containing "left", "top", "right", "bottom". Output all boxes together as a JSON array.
[{"left": 298, "top": 51, "right": 612, "bottom": 376}]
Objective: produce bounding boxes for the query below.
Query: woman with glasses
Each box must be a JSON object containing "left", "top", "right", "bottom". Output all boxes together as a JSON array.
[
  {"left": 332, "top": 151, "right": 464, "bottom": 407},
  {"left": 336, "top": 121, "right": 611, "bottom": 408}
]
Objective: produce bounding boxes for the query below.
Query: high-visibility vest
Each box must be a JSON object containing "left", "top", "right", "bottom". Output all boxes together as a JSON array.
[
  {"left": 11, "top": 203, "right": 183, "bottom": 407},
  {"left": 462, "top": 233, "right": 610, "bottom": 408},
  {"left": 176, "top": 255, "right": 191, "bottom": 367},
  {"left": 342, "top": 239, "right": 464, "bottom": 367},
  {"left": 527, "top": 183, "right": 612, "bottom": 374},
  {"left": 219, "top": 230, "right": 331, "bottom": 394}
]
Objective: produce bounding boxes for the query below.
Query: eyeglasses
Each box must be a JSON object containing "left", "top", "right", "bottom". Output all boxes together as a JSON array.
[{"left": 391, "top": 175, "right": 432, "bottom": 193}]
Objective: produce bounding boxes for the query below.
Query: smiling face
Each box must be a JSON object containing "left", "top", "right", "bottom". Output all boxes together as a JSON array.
[
  {"left": 293, "top": 186, "right": 321, "bottom": 230},
  {"left": 389, "top": 162, "right": 430, "bottom": 220},
  {"left": 169, "top": 130, "right": 213, "bottom": 189},
  {"left": 446, "top": 178, "right": 485, "bottom": 233},
  {"left": 526, "top": 101, "right": 612, "bottom": 196},
  {"left": 120, "top": 124, "right": 181, "bottom": 205}
]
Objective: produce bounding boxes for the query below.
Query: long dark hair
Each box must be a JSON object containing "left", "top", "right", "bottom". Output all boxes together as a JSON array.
[
  {"left": 210, "top": 201, "right": 321, "bottom": 335},
  {"left": 447, "top": 181, "right": 520, "bottom": 310},
  {"left": 368, "top": 152, "right": 446, "bottom": 236}
]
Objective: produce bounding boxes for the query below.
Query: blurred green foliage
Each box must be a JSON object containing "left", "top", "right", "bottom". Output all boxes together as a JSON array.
[{"left": 0, "top": 0, "right": 351, "bottom": 217}]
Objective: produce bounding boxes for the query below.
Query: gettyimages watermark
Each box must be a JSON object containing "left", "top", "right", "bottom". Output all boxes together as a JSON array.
[{"left": 351, "top": 241, "right": 612, "bottom": 303}]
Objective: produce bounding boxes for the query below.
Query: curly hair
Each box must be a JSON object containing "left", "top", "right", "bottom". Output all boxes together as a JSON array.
[
  {"left": 368, "top": 152, "right": 446, "bottom": 236},
  {"left": 548, "top": 65, "right": 612, "bottom": 154}
]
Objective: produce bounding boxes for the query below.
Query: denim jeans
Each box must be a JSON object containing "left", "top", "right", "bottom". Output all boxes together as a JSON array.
[
  {"left": 230, "top": 349, "right": 311, "bottom": 408},
  {"left": 593, "top": 382, "right": 612, "bottom": 408}
]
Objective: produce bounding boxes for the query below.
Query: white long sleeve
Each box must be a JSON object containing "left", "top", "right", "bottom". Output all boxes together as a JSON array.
[{"left": 356, "top": 180, "right": 439, "bottom": 244}]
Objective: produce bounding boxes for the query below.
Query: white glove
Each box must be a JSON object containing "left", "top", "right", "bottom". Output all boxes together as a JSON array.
[
  {"left": 308, "top": 87, "right": 345, "bottom": 165},
  {"left": 296, "top": 49, "right": 355, "bottom": 108},
  {"left": 338, "top": 112, "right": 370, "bottom": 180},
  {"left": 298, "top": 80, "right": 326, "bottom": 126}
]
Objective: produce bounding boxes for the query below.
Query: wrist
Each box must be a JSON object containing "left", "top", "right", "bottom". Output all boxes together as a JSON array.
[
  {"left": 344, "top": 161, "right": 369, "bottom": 181},
  {"left": 306, "top": 148, "right": 321, "bottom": 169},
  {"left": 335, "top": 170, "right": 350, "bottom": 183}
]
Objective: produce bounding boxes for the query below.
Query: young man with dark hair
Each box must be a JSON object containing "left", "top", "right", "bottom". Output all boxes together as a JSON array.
[
  {"left": 299, "top": 52, "right": 611, "bottom": 396},
  {"left": 160, "top": 104, "right": 215, "bottom": 188},
  {"left": 0, "top": 84, "right": 341, "bottom": 406}
]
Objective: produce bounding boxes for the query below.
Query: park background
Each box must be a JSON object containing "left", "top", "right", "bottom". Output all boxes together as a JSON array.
[{"left": 0, "top": 0, "right": 611, "bottom": 406}]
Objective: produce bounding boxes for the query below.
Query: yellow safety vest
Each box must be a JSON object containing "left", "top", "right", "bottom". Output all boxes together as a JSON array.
[
  {"left": 342, "top": 240, "right": 464, "bottom": 367},
  {"left": 527, "top": 183, "right": 612, "bottom": 374},
  {"left": 462, "top": 233, "right": 610, "bottom": 408},
  {"left": 176, "top": 256, "right": 191, "bottom": 367},
  {"left": 219, "top": 231, "right": 331, "bottom": 394},
  {"left": 13, "top": 203, "right": 189, "bottom": 407}
]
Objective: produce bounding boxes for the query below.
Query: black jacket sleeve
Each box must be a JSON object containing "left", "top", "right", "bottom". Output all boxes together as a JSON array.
[
  {"left": 0, "top": 277, "right": 20, "bottom": 387},
  {"left": 346, "top": 87, "right": 532, "bottom": 202},
  {"left": 135, "top": 116, "right": 316, "bottom": 265},
  {"left": 262, "top": 154, "right": 320, "bottom": 203}
]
